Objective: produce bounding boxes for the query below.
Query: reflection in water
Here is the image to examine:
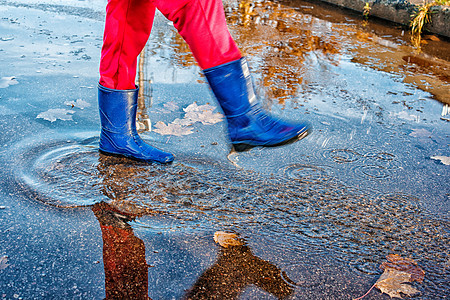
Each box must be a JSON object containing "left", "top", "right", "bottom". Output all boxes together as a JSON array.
[
  {"left": 92, "top": 202, "right": 149, "bottom": 300},
  {"left": 226, "top": 0, "right": 341, "bottom": 107},
  {"left": 185, "top": 245, "right": 294, "bottom": 299},
  {"left": 95, "top": 156, "right": 294, "bottom": 299},
  {"left": 157, "top": 0, "right": 449, "bottom": 105},
  {"left": 137, "top": 47, "right": 152, "bottom": 133}
]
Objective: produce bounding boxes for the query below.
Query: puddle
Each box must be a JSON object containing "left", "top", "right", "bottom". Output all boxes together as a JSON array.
[{"left": 8, "top": 131, "right": 449, "bottom": 297}]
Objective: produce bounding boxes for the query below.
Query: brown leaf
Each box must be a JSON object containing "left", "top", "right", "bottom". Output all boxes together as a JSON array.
[
  {"left": 375, "top": 268, "right": 420, "bottom": 298},
  {"left": 380, "top": 254, "right": 425, "bottom": 283},
  {"left": 354, "top": 255, "right": 424, "bottom": 300},
  {"left": 213, "top": 231, "right": 243, "bottom": 248}
]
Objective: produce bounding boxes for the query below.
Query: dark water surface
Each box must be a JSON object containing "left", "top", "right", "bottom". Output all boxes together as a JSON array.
[{"left": 0, "top": 0, "right": 449, "bottom": 299}]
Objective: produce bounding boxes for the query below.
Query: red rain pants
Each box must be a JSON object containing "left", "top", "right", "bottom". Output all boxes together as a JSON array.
[{"left": 99, "top": 0, "right": 242, "bottom": 90}]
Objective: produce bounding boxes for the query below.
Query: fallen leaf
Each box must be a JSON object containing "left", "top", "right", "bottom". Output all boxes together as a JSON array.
[
  {"left": 184, "top": 110, "right": 223, "bottom": 125},
  {"left": 153, "top": 121, "right": 193, "bottom": 136},
  {"left": 37, "top": 108, "right": 75, "bottom": 122},
  {"left": 213, "top": 231, "right": 243, "bottom": 248},
  {"left": 354, "top": 254, "right": 424, "bottom": 300},
  {"left": 0, "top": 76, "right": 19, "bottom": 88},
  {"left": 374, "top": 268, "right": 420, "bottom": 298},
  {"left": 172, "top": 117, "right": 196, "bottom": 126},
  {"left": 64, "top": 99, "right": 91, "bottom": 109},
  {"left": 183, "top": 102, "right": 216, "bottom": 113},
  {"left": 0, "top": 256, "right": 10, "bottom": 270},
  {"left": 163, "top": 101, "right": 179, "bottom": 112},
  {"left": 391, "top": 111, "right": 418, "bottom": 122},
  {"left": 154, "top": 102, "right": 223, "bottom": 136},
  {"left": 183, "top": 102, "right": 223, "bottom": 125},
  {"left": 409, "top": 128, "right": 431, "bottom": 138},
  {"left": 430, "top": 156, "right": 450, "bottom": 166},
  {"left": 380, "top": 254, "right": 425, "bottom": 283}
]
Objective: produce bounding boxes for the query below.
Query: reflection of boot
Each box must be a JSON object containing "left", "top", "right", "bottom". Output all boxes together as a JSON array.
[
  {"left": 93, "top": 202, "right": 150, "bottom": 300},
  {"left": 185, "top": 245, "right": 294, "bottom": 299},
  {"left": 98, "top": 84, "right": 174, "bottom": 164},
  {"left": 204, "top": 57, "right": 310, "bottom": 151}
]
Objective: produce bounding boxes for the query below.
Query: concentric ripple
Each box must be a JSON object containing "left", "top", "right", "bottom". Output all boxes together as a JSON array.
[
  {"left": 353, "top": 164, "right": 393, "bottom": 179},
  {"left": 282, "top": 164, "right": 333, "bottom": 184},
  {"left": 12, "top": 134, "right": 105, "bottom": 207},
  {"left": 326, "top": 149, "right": 361, "bottom": 163}
]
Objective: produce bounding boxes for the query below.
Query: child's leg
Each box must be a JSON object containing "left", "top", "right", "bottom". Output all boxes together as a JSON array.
[{"left": 99, "top": 0, "right": 156, "bottom": 90}]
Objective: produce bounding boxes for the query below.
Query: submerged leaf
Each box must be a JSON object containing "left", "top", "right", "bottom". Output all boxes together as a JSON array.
[
  {"left": 184, "top": 110, "right": 223, "bottom": 125},
  {"left": 381, "top": 254, "right": 425, "bottom": 283},
  {"left": 183, "top": 102, "right": 223, "bottom": 125},
  {"left": 37, "top": 108, "right": 75, "bottom": 122},
  {"left": 183, "top": 102, "right": 216, "bottom": 113},
  {"left": 354, "top": 254, "right": 424, "bottom": 300},
  {"left": 154, "top": 102, "right": 223, "bottom": 136},
  {"left": 375, "top": 268, "right": 420, "bottom": 298},
  {"left": 213, "top": 231, "right": 243, "bottom": 248}
]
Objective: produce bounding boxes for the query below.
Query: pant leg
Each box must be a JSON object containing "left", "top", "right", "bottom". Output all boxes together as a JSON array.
[
  {"left": 153, "top": 0, "right": 242, "bottom": 70},
  {"left": 99, "top": 0, "right": 156, "bottom": 90}
]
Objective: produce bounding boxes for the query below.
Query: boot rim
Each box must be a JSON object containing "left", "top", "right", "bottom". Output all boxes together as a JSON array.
[{"left": 98, "top": 82, "right": 139, "bottom": 92}]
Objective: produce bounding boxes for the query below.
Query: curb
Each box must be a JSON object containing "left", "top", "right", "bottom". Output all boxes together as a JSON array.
[{"left": 316, "top": 0, "right": 450, "bottom": 38}]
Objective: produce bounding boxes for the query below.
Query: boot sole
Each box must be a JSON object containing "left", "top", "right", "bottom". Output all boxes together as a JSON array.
[
  {"left": 232, "top": 129, "right": 310, "bottom": 152},
  {"left": 99, "top": 149, "right": 174, "bottom": 164}
]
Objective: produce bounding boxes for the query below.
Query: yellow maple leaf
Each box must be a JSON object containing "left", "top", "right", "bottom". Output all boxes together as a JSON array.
[{"left": 213, "top": 231, "right": 243, "bottom": 248}]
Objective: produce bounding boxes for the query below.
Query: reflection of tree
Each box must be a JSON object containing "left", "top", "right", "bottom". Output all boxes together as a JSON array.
[
  {"left": 140, "top": 0, "right": 341, "bottom": 107},
  {"left": 185, "top": 244, "right": 294, "bottom": 299},
  {"left": 147, "top": 26, "right": 197, "bottom": 69},
  {"left": 169, "top": 33, "right": 197, "bottom": 68},
  {"left": 225, "top": 0, "right": 341, "bottom": 106},
  {"left": 137, "top": 46, "right": 152, "bottom": 133}
]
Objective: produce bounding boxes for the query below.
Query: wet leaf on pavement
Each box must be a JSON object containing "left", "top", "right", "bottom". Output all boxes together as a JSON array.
[
  {"left": 153, "top": 121, "right": 193, "bottom": 136},
  {"left": 37, "top": 108, "right": 75, "bottom": 122},
  {"left": 0, "top": 256, "right": 10, "bottom": 270},
  {"left": 154, "top": 102, "right": 223, "bottom": 136},
  {"left": 0, "top": 76, "right": 19, "bottom": 88},
  {"left": 430, "top": 155, "right": 450, "bottom": 165},
  {"left": 213, "top": 231, "right": 243, "bottom": 248},
  {"left": 183, "top": 102, "right": 223, "bottom": 125},
  {"left": 409, "top": 128, "right": 432, "bottom": 138},
  {"left": 64, "top": 99, "right": 91, "bottom": 109}
]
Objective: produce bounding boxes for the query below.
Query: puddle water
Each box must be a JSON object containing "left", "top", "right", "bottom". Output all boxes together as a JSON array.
[{"left": 10, "top": 131, "right": 449, "bottom": 297}]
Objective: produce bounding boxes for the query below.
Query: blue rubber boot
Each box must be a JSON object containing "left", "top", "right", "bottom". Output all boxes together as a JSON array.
[
  {"left": 98, "top": 84, "right": 174, "bottom": 163},
  {"left": 204, "top": 57, "right": 310, "bottom": 152}
]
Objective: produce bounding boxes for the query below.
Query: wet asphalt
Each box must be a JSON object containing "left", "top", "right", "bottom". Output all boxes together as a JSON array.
[{"left": 0, "top": 1, "right": 449, "bottom": 299}]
